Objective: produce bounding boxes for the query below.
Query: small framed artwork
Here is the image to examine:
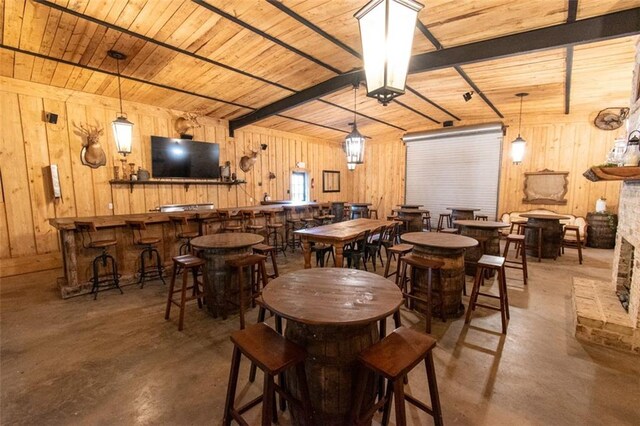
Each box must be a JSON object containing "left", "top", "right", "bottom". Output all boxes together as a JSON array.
[
  {"left": 322, "top": 170, "right": 340, "bottom": 193},
  {"left": 522, "top": 169, "right": 569, "bottom": 205}
]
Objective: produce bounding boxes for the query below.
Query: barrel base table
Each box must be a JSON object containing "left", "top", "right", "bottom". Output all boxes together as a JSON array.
[
  {"left": 190, "top": 233, "right": 263, "bottom": 317},
  {"left": 401, "top": 233, "right": 478, "bottom": 319},
  {"left": 520, "top": 214, "right": 570, "bottom": 259},
  {"left": 393, "top": 208, "right": 429, "bottom": 232},
  {"left": 447, "top": 207, "right": 480, "bottom": 222},
  {"left": 454, "top": 220, "right": 510, "bottom": 276}
]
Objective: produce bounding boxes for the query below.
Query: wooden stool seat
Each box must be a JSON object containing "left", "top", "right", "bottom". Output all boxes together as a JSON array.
[
  {"left": 352, "top": 326, "right": 443, "bottom": 426},
  {"left": 224, "top": 323, "right": 313, "bottom": 426},
  {"left": 177, "top": 231, "right": 199, "bottom": 239},
  {"left": 135, "top": 236, "right": 161, "bottom": 245},
  {"left": 227, "top": 253, "right": 267, "bottom": 268},
  {"left": 383, "top": 244, "right": 414, "bottom": 281},
  {"left": 89, "top": 239, "right": 117, "bottom": 248},
  {"left": 75, "top": 221, "right": 122, "bottom": 300},
  {"left": 126, "top": 220, "right": 165, "bottom": 287},
  {"left": 440, "top": 228, "right": 459, "bottom": 234},
  {"left": 388, "top": 243, "right": 414, "bottom": 254},
  {"left": 267, "top": 223, "right": 284, "bottom": 228},
  {"left": 169, "top": 215, "right": 199, "bottom": 255},
  {"left": 165, "top": 254, "right": 205, "bottom": 331},
  {"left": 253, "top": 244, "right": 280, "bottom": 279},
  {"left": 465, "top": 254, "right": 510, "bottom": 334}
]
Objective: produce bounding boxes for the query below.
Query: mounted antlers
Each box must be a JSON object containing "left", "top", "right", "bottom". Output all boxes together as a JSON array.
[
  {"left": 175, "top": 109, "right": 205, "bottom": 136},
  {"left": 239, "top": 143, "right": 267, "bottom": 173},
  {"left": 76, "top": 123, "right": 106, "bottom": 168}
]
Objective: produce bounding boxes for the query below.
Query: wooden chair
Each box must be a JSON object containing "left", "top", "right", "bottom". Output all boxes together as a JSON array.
[
  {"left": 219, "top": 210, "right": 243, "bottom": 233},
  {"left": 126, "top": 220, "right": 166, "bottom": 288},
  {"left": 75, "top": 221, "right": 122, "bottom": 300},
  {"left": 264, "top": 210, "right": 286, "bottom": 256},
  {"left": 165, "top": 254, "right": 205, "bottom": 331},
  {"left": 351, "top": 326, "right": 443, "bottom": 426},
  {"left": 465, "top": 255, "right": 510, "bottom": 334},
  {"left": 561, "top": 225, "right": 583, "bottom": 264},
  {"left": 364, "top": 226, "right": 386, "bottom": 271},
  {"left": 168, "top": 215, "right": 199, "bottom": 256},
  {"left": 223, "top": 323, "right": 314, "bottom": 426},
  {"left": 311, "top": 242, "right": 335, "bottom": 267},
  {"left": 422, "top": 211, "right": 432, "bottom": 231},
  {"left": 241, "top": 210, "right": 265, "bottom": 235},
  {"left": 503, "top": 234, "right": 528, "bottom": 285},
  {"left": 225, "top": 254, "right": 269, "bottom": 330},
  {"left": 343, "top": 231, "right": 369, "bottom": 270}
]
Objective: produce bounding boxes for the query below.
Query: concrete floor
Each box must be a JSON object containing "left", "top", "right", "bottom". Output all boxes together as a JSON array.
[{"left": 1, "top": 244, "right": 639, "bottom": 425}]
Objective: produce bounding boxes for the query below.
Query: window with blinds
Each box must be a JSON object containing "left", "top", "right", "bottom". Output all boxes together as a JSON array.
[{"left": 403, "top": 123, "right": 503, "bottom": 221}]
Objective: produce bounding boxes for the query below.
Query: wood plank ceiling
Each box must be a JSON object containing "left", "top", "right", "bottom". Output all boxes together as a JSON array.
[{"left": 1, "top": 0, "right": 638, "bottom": 142}]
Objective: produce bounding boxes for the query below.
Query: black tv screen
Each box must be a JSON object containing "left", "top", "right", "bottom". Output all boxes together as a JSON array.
[{"left": 151, "top": 136, "right": 220, "bottom": 179}]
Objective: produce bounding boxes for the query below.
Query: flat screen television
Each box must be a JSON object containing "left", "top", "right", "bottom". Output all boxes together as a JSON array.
[{"left": 151, "top": 136, "right": 220, "bottom": 179}]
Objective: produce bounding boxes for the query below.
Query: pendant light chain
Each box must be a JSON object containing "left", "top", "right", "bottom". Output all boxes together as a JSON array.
[
  {"left": 517, "top": 94, "right": 523, "bottom": 136},
  {"left": 116, "top": 58, "right": 124, "bottom": 117}
]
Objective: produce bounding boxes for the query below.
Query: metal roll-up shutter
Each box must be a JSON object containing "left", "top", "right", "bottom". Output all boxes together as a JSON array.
[{"left": 403, "top": 123, "right": 503, "bottom": 221}]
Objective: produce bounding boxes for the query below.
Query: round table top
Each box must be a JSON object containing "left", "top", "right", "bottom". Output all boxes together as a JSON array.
[
  {"left": 520, "top": 213, "right": 571, "bottom": 220},
  {"left": 401, "top": 232, "right": 478, "bottom": 249},
  {"left": 261, "top": 268, "right": 403, "bottom": 326},
  {"left": 447, "top": 207, "right": 481, "bottom": 212},
  {"left": 393, "top": 208, "right": 429, "bottom": 213},
  {"left": 454, "top": 220, "right": 510, "bottom": 229},
  {"left": 397, "top": 204, "right": 423, "bottom": 208},
  {"left": 191, "top": 233, "right": 263, "bottom": 249},
  {"left": 349, "top": 203, "right": 372, "bottom": 207}
]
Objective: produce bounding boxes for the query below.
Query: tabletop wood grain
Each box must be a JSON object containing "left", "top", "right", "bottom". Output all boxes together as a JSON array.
[
  {"left": 520, "top": 213, "right": 571, "bottom": 220},
  {"left": 453, "top": 220, "right": 510, "bottom": 228},
  {"left": 447, "top": 207, "right": 481, "bottom": 211},
  {"left": 261, "top": 268, "right": 403, "bottom": 326},
  {"left": 294, "top": 218, "right": 392, "bottom": 241},
  {"left": 191, "top": 233, "right": 263, "bottom": 249},
  {"left": 401, "top": 232, "right": 478, "bottom": 249}
]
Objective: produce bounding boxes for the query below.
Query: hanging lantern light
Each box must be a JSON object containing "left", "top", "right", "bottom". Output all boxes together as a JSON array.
[
  {"left": 345, "top": 85, "right": 366, "bottom": 165},
  {"left": 355, "top": 0, "right": 423, "bottom": 105},
  {"left": 347, "top": 162, "right": 356, "bottom": 171},
  {"left": 511, "top": 93, "right": 528, "bottom": 164},
  {"left": 108, "top": 50, "right": 134, "bottom": 157}
]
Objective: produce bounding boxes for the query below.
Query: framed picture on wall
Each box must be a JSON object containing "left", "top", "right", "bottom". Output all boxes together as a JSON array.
[
  {"left": 522, "top": 169, "right": 569, "bottom": 205},
  {"left": 322, "top": 170, "right": 340, "bottom": 193}
]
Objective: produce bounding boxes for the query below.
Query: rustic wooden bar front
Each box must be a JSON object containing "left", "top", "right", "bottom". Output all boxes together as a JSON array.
[{"left": 261, "top": 268, "right": 403, "bottom": 426}]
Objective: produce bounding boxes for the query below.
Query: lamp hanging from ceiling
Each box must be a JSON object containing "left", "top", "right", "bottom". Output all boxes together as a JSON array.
[
  {"left": 345, "top": 84, "right": 366, "bottom": 165},
  {"left": 108, "top": 50, "right": 134, "bottom": 158},
  {"left": 511, "top": 93, "right": 529, "bottom": 164},
  {"left": 347, "top": 162, "right": 356, "bottom": 171},
  {"left": 355, "top": 0, "right": 424, "bottom": 105}
]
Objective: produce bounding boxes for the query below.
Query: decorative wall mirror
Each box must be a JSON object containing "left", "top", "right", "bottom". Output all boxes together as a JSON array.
[
  {"left": 322, "top": 170, "right": 340, "bottom": 193},
  {"left": 522, "top": 169, "right": 569, "bottom": 205}
]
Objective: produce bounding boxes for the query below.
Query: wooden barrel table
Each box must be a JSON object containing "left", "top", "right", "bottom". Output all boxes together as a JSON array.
[
  {"left": 262, "top": 268, "right": 402, "bottom": 426},
  {"left": 348, "top": 203, "right": 372, "bottom": 219},
  {"left": 586, "top": 212, "right": 617, "bottom": 249},
  {"left": 397, "top": 204, "right": 423, "bottom": 209},
  {"left": 191, "top": 233, "right": 263, "bottom": 317},
  {"left": 447, "top": 207, "right": 481, "bottom": 222},
  {"left": 520, "top": 213, "right": 570, "bottom": 259},
  {"left": 454, "top": 220, "right": 510, "bottom": 276},
  {"left": 401, "top": 232, "right": 478, "bottom": 318},
  {"left": 392, "top": 208, "right": 429, "bottom": 232},
  {"left": 330, "top": 201, "right": 346, "bottom": 222}
]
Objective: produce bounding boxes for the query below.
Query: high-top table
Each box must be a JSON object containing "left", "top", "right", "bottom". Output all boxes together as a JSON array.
[
  {"left": 520, "top": 213, "right": 571, "bottom": 259},
  {"left": 190, "top": 233, "right": 263, "bottom": 317},
  {"left": 401, "top": 232, "right": 478, "bottom": 318},
  {"left": 262, "top": 268, "right": 402, "bottom": 426},
  {"left": 347, "top": 202, "right": 372, "bottom": 219},
  {"left": 397, "top": 204, "right": 423, "bottom": 209},
  {"left": 447, "top": 207, "right": 481, "bottom": 222},
  {"left": 295, "top": 218, "right": 392, "bottom": 268},
  {"left": 392, "top": 208, "right": 430, "bottom": 232},
  {"left": 454, "top": 220, "right": 510, "bottom": 276}
]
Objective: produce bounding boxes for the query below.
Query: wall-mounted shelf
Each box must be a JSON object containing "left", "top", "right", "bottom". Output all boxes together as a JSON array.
[
  {"left": 583, "top": 166, "right": 640, "bottom": 182},
  {"left": 109, "top": 179, "right": 246, "bottom": 193}
]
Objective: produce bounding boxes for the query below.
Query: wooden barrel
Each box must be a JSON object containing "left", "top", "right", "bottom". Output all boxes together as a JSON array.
[
  {"left": 586, "top": 212, "right": 617, "bottom": 249},
  {"left": 200, "top": 247, "right": 252, "bottom": 317},
  {"left": 285, "top": 321, "right": 378, "bottom": 426},
  {"left": 459, "top": 226, "right": 501, "bottom": 276},
  {"left": 397, "top": 211, "right": 423, "bottom": 232},
  {"left": 410, "top": 245, "right": 466, "bottom": 318},
  {"left": 451, "top": 210, "right": 474, "bottom": 221},
  {"left": 524, "top": 218, "right": 563, "bottom": 259},
  {"left": 331, "top": 202, "right": 345, "bottom": 222}
]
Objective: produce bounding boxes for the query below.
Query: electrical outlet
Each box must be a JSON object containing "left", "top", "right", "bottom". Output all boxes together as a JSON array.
[{"left": 108, "top": 202, "right": 113, "bottom": 210}]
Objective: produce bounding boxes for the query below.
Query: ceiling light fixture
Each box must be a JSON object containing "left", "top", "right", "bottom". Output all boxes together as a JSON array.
[
  {"left": 347, "top": 162, "right": 356, "bottom": 171},
  {"left": 463, "top": 91, "right": 474, "bottom": 102},
  {"left": 511, "top": 92, "right": 529, "bottom": 165},
  {"left": 344, "top": 84, "right": 366, "bottom": 165},
  {"left": 108, "top": 50, "right": 134, "bottom": 158},
  {"left": 355, "top": 0, "right": 423, "bottom": 106}
]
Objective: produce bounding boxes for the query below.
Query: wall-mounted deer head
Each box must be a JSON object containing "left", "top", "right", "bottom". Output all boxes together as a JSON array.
[
  {"left": 174, "top": 110, "right": 204, "bottom": 136},
  {"left": 239, "top": 148, "right": 260, "bottom": 173},
  {"left": 76, "top": 123, "right": 106, "bottom": 168}
]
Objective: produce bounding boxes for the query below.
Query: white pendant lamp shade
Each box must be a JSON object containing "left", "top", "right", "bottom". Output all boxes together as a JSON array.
[
  {"left": 347, "top": 162, "right": 356, "bottom": 171},
  {"left": 345, "top": 124, "right": 366, "bottom": 164},
  {"left": 112, "top": 115, "right": 134, "bottom": 156},
  {"left": 511, "top": 93, "right": 528, "bottom": 164},
  {"left": 355, "top": 0, "right": 423, "bottom": 105}
]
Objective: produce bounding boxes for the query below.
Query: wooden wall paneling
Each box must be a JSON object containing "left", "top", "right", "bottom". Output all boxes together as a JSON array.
[
  {"left": 84, "top": 105, "right": 112, "bottom": 216},
  {"left": 43, "top": 98, "right": 77, "bottom": 219},
  {"left": 65, "top": 102, "right": 97, "bottom": 216},
  {"left": 0, "top": 92, "right": 37, "bottom": 257},
  {"left": 0, "top": 50, "right": 14, "bottom": 77},
  {"left": 18, "top": 94, "right": 58, "bottom": 254}
]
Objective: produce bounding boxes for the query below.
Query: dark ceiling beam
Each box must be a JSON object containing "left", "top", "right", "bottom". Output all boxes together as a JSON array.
[
  {"left": 416, "top": 20, "right": 503, "bottom": 118},
  {"left": 266, "top": 0, "right": 452, "bottom": 124},
  {"left": 565, "top": 0, "right": 579, "bottom": 114},
  {"left": 33, "top": 0, "right": 293, "bottom": 92},
  {"left": 231, "top": 8, "right": 640, "bottom": 133},
  {"left": 0, "top": 45, "right": 349, "bottom": 137},
  {"left": 191, "top": 0, "right": 343, "bottom": 74}
]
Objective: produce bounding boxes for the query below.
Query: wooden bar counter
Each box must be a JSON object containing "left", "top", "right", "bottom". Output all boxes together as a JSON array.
[{"left": 48, "top": 202, "right": 316, "bottom": 299}]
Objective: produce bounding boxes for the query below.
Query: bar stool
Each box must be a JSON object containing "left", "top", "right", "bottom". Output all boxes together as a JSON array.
[
  {"left": 398, "top": 253, "right": 446, "bottom": 333},
  {"left": 299, "top": 206, "right": 317, "bottom": 229},
  {"left": 126, "top": 220, "right": 166, "bottom": 288},
  {"left": 561, "top": 225, "right": 583, "bottom": 264},
  {"left": 241, "top": 210, "right": 265, "bottom": 235},
  {"left": 225, "top": 254, "right": 269, "bottom": 329},
  {"left": 75, "top": 221, "right": 122, "bottom": 300},
  {"left": 169, "top": 215, "right": 199, "bottom": 256},
  {"left": 284, "top": 208, "right": 303, "bottom": 252},
  {"left": 509, "top": 219, "right": 527, "bottom": 235},
  {"left": 223, "top": 323, "right": 314, "bottom": 426},
  {"left": 436, "top": 213, "right": 452, "bottom": 231},
  {"left": 521, "top": 224, "right": 543, "bottom": 262},
  {"left": 383, "top": 243, "right": 413, "bottom": 283},
  {"left": 219, "top": 210, "right": 243, "bottom": 233},
  {"left": 264, "top": 210, "right": 286, "bottom": 256},
  {"left": 165, "top": 254, "right": 205, "bottom": 331},
  {"left": 465, "top": 254, "right": 510, "bottom": 334},
  {"left": 252, "top": 244, "right": 279, "bottom": 279},
  {"left": 351, "top": 326, "right": 443, "bottom": 426},
  {"left": 475, "top": 215, "right": 488, "bottom": 221},
  {"left": 422, "top": 212, "right": 432, "bottom": 231},
  {"left": 503, "top": 234, "right": 528, "bottom": 285}
]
